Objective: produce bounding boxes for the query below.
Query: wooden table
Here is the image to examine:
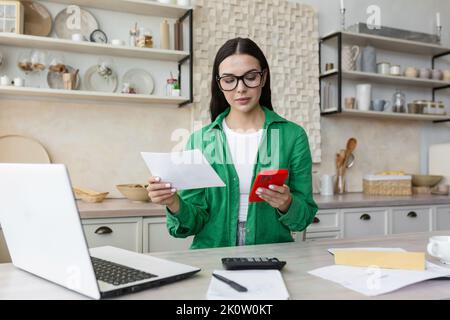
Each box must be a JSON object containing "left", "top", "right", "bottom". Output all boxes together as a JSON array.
[{"left": 1, "top": 231, "right": 450, "bottom": 300}]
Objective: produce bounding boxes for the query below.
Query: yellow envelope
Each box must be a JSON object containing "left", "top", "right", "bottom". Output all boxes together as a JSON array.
[{"left": 334, "top": 251, "right": 425, "bottom": 271}]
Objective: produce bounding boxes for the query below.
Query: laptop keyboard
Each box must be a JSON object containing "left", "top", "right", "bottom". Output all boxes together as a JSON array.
[{"left": 91, "top": 257, "right": 157, "bottom": 286}]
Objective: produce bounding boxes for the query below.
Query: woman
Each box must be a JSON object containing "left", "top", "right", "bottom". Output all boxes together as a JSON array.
[{"left": 147, "top": 37, "right": 318, "bottom": 249}]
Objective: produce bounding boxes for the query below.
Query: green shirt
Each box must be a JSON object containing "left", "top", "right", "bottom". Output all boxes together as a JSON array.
[{"left": 166, "top": 106, "right": 318, "bottom": 249}]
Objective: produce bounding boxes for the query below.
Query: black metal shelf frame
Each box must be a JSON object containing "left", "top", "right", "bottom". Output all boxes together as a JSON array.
[
  {"left": 178, "top": 9, "right": 193, "bottom": 108},
  {"left": 319, "top": 32, "right": 342, "bottom": 115},
  {"left": 319, "top": 32, "right": 450, "bottom": 123}
]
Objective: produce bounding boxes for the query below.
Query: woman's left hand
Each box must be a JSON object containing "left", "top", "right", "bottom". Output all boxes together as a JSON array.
[{"left": 256, "top": 184, "right": 292, "bottom": 213}]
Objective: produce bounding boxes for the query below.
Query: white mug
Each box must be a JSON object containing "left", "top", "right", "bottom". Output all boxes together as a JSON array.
[
  {"left": 356, "top": 84, "right": 372, "bottom": 111},
  {"left": 427, "top": 236, "right": 450, "bottom": 264},
  {"left": 342, "top": 45, "right": 360, "bottom": 71},
  {"left": 13, "top": 77, "right": 24, "bottom": 87},
  {"left": 319, "top": 175, "right": 335, "bottom": 196},
  {"left": 0, "top": 75, "right": 10, "bottom": 86},
  {"left": 71, "top": 33, "right": 85, "bottom": 42}
]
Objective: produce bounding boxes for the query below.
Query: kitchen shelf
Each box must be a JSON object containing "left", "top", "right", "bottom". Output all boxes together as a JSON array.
[
  {"left": 1, "top": 1, "right": 194, "bottom": 107},
  {"left": 322, "top": 109, "right": 450, "bottom": 122},
  {"left": 0, "top": 86, "right": 188, "bottom": 106},
  {"left": 0, "top": 33, "right": 190, "bottom": 62},
  {"left": 322, "top": 31, "right": 450, "bottom": 56},
  {"left": 319, "top": 31, "right": 450, "bottom": 123},
  {"left": 46, "top": 0, "right": 192, "bottom": 19},
  {"left": 320, "top": 70, "right": 450, "bottom": 89}
]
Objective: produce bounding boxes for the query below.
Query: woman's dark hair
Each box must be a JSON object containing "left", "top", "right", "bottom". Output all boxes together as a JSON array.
[{"left": 210, "top": 37, "right": 273, "bottom": 122}]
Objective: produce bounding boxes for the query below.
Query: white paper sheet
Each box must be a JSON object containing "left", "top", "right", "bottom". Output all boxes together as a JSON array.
[
  {"left": 141, "top": 150, "right": 225, "bottom": 191},
  {"left": 206, "top": 270, "right": 290, "bottom": 300},
  {"left": 309, "top": 248, "right": 450, "bottom": 296}
]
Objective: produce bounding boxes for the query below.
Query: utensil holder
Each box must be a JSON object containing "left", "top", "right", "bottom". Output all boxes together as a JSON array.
[
  {"left": 335, "top": 165, "right": 346, "bottom": 194},
  {"left": 335, "top": 174, "right": 346, "bottom": 194}
]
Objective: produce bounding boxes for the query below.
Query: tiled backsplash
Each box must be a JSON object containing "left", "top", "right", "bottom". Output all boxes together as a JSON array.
[{"left": 192, "top": 0, "right": 322, "bottom": 162}]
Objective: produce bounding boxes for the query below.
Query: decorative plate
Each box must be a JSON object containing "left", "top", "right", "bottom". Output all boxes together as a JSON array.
[
  {"left": 54, "top": 5, "right": 99, "bottom": 40},
  {"left": 23, "top": 1, "right": 53, "bottom": 37},
  {"left": 84, "top": 65, "right": 118, "bottom": 93},
  {"left": 122, "top": 69, "right": 155, "bottom": 95}
]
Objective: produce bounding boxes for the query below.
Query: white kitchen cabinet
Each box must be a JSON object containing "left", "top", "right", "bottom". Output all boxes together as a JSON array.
[
  {"left": 307, "top": 210, "right": 340, "bottom": 233},
  {"left": 304, "top": 210, "right": 341, "bottom": 241},
  {"left": 73, "top": 203, "right": 450, "bottom": 251},
  {"left": 341, "top": 208, "right": 388, "bottom": 239},
  {"left": 391, "top": 207, "right": 432, "bottom": 234},
  {"left": 143, "top": 217, "right": 193, "bottom": 253},
  {"left": 435, "top": 206, "right": 450, "bottom": 231},
  {"left": 82, "top": 217, "right": 143, "bottom": 253}
]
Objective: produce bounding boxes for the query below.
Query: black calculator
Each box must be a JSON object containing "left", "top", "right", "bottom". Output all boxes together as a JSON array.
[{"left": 221, "top": 257, "right": 286, "bottom": 270}]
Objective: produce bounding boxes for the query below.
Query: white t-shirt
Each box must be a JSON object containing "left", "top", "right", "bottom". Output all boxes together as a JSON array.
[{"left": 222, "top": 119, "right": 263, "bottom": 222}]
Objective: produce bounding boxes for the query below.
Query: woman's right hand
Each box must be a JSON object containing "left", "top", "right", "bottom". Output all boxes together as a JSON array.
[{"left": 147, "top": 176, "right": 180, "bottom": 213}]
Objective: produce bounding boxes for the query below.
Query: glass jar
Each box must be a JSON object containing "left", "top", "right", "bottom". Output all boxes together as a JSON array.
[
  {"left": 166, "top": 77, "right": 175, "bottom": 96},
  {"left": 137, "top": 27, "right": 153, "bottom": 48},
  {"left": 17, "top": 51, "right": 33, "bottom": 74},
  {"left": 392, "top": 89, "right": 406, "bottom": 113},
  {"left": 48, "top": 53, "right": 66, "bottom": 73},
  {"left": 172, "top": 81, "right": 180, "bottom": 96},
  {"left": 97, "top": 57, "right": 115, "bottom": 79}
]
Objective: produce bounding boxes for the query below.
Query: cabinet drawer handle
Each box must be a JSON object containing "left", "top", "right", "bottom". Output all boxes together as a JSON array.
[
  {"left": 313, "top": 217, "right": 321, "bottom": 224},
  {"left": 407, "top": 211, "right": 418, "bottom": 218},
  {"left": 94, "top": 226, "right": 113, "bottom": 235},
  {"left": 360, "top": 214, "right": 371, "bottom": 221}
]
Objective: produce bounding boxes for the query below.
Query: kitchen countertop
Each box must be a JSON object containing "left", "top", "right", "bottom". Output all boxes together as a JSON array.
[
  {"left": 315, "top": 193, "right": 450, "bottom": 209},
  {"left": 77, "top": 193, "right": 450, "bottom": 219},
  {"left": 77, "top": 199, "right": 165, "bottom": 219}
]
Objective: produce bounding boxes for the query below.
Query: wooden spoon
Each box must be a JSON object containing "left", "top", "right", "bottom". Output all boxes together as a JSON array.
[
  {"left": 339, "top": 149, "right": 346, "bottom": 168},
  {"left": 342, "top": 138, "right": 357, "bottom": 176},
  {"left": 335, "top": 151, "right": 345, "bottom": 171}
]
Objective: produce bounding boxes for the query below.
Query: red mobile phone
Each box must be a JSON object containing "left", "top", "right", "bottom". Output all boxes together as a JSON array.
[{"left": 249, "top": 169, "right": 289, "bottom": 203}]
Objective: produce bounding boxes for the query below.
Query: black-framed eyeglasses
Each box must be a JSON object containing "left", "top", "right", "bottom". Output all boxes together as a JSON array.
[{"left": 216, "top": 70, "right": 265, "bottom": 92}]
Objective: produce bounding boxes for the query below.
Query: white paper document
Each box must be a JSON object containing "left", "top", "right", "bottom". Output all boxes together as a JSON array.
[
  {"left": 206, "top": 270, "right": 290, "bottom": 300},
  {"left": 141, "top": 150, "right": 225, "bottom": 191},
  {"left": 309, "top": 248, "right": 450, "bottom": 296}
]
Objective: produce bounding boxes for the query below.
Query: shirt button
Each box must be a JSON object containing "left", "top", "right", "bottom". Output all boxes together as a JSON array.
[{"left": 246, "top": 229, "right": 250, "bottom": 233}]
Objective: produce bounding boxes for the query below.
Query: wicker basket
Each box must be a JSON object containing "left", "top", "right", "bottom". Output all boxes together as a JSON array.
[{"left": 363, "top": 175, "right": 412, "bottom": 196}]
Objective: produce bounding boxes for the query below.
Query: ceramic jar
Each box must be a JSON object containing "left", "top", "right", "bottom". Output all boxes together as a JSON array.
[
  {"left": 419, "top": 68, "right": 431, "bottom": 79},
  {"left": 432, "top": 69, "right": 444, "bottom": 81}
]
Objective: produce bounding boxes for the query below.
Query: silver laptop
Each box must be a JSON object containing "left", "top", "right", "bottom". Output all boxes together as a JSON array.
[{"left": 0, "top": 163, "right": 200, "bottom": 299}]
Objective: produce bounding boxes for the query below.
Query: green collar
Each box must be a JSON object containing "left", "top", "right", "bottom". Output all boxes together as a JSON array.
[{"left": 208, "top": 106, "right": 287, "bottom": 132}]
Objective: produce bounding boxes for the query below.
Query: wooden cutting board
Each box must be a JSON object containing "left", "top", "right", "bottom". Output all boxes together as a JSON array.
[{"left": 0, "top": 135, "right": 51, "bottom": 163}]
